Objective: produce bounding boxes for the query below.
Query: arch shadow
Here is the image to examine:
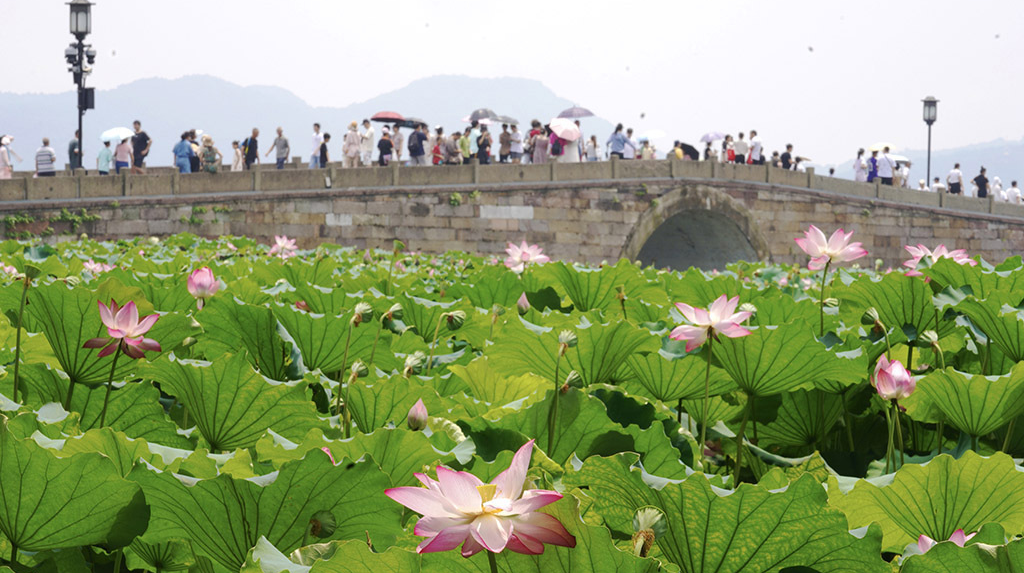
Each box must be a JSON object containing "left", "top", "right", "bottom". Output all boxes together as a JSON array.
[{"left": 622, "top": 184, "right": 771, "bottom": 270}]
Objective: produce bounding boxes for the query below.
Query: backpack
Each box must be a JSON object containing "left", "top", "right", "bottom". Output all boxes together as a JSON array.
[{"left": 551, "top": 138, "right": 563, "bottom": 156}]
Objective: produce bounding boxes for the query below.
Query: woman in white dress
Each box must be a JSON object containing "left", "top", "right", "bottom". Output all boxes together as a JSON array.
[
  {"left": 231, "top": 141, "right": 244, "bottom": 172},
  {"left": 854, "top": 148, "right": 868, "bottom": 182},
  {"left": 560, "top": 135, "right": 581, "bottom": 163}
]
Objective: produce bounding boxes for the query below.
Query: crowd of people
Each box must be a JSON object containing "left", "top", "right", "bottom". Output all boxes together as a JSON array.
[{"left": 0, "top": 122, "right": 1018, "bottom": 205}]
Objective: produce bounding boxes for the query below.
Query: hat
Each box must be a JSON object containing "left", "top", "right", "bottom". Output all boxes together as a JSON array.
[
  {"left": 349, "top": 121, "right": 358, "bottom": 129},
  {"left": 0, "top": 136, "right": 10, "bottom": 145}
]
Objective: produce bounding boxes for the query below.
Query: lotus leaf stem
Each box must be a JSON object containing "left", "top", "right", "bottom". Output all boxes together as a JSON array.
[
  {"left": 99, "top": 346, "right": 122, "bottom": 427},
  {"left": 11, "top": 276, "right": 29, "bottom": 405}
]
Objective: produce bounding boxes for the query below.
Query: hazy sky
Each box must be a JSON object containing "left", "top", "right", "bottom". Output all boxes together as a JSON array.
[{"left": 3, "top": 0, "right": 1023, "bottom": 165}]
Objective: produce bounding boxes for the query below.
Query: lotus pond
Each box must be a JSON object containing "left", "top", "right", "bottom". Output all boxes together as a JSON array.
[{"left": 1, "top": 230, "right": 1024, "bottom": 573}]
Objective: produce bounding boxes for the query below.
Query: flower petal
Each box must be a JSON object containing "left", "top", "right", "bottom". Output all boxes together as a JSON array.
[
  {"left": 436, "top": 467, "right": 484, "bottom": 513},
  {"left": 414, "top": 515, "right": 473, "bottom": 538},
  {"left": 511, "top": 511, "right": 576, "bottom": 549},
  {"left": 416, "top": 524, "right": 471, "bottom": 554},
  {"left": 135, "top": 313, "right": 160, "bottom": 336},
  {"left": 491, "top": 440, "right": 533, "bottom": 502},
  {"left": 83, "top": 337, "right": 110, "bottom": 349},
  {"left": 510, "top": 490, "right": 562, "bottom": 514},
  {"left": 460, "top": 534, "right": 486, "bottom": 557},
  {"left": 97, "top": 301, "right": 115, "bottom": 329},
  {"left": 471, "top": 513, "right": 512, "bottom": 553},
  {"left": 385, "top": 486, "right": 460, "bottom": 518},
  {"left": 506, "top": 532, "right": 546, "bottom": 555}
]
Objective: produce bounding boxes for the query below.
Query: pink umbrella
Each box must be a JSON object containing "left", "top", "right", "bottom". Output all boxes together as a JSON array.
[{"left": 549, "top": 118, "right": 581, "bottom": 141}]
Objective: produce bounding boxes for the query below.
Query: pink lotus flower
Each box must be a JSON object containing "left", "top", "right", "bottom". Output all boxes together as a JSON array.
[
  {"left": 670, "top": 294, "right": 752, "bottom": 352},
  {"left": 794, "top": 225, "right": 867, "bottom": 271},
  {"left": 0, "top": 264, "right": 16, "bottom": 276},
  {"left": 83, "top": 259, "right": 114, "bottom": 274},
  {"left": 918, "top": 529, "right": 976, "bottom": 553},
  {"left": 903, "top": 244, "right": 977, "bottom": 276},
  {"left": 187, "top": 267, "right": 219, "bottom": 309},
  {"left": 504, "top": 241, "right": 550, "bottom": 274},
  {"left": 385, "top": 440, "right": 575, "bottom": 557},
  {"left": 407, "top": 398, "right": 428, "bottom": 431},
  {"left": 83, "top": 300, "right": 161, "bottom": 359},
  {"left": 517, "top": 293, "right": 531, "bottom": 313},
  {"left": 321, "top": 446, "right": 337, "bottom": 465},
  {"left": 295, "top": 300, "right": 311, "bottom": 312},
  {"left": 269, "top": 235, "right": 297, "bottom": 259},
  {"left": 873, "top": 356, "right": 915, "bottom": 400}
]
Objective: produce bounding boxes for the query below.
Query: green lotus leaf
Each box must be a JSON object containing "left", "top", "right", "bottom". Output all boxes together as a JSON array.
[
  {"left": 838, "top": 272, "right": 957, "bottom": 341},
  {"left": 0, "top": 418, "right": 149, "bottom": 552},
  {"left": 955, "top": 295, "right": 1024, "bottom": 362},
  {"left": 147, "top": 353, "right": 321, "bottom": 451},
  {"left": 447, "top": 265, "right": 525, "bottom": 309},
  {"left": 447, "top": 357, "right": 547, "bottom": 406},
  {"left": 195, "top": 296, "right": 297, "bottom": 381},
  {"left": 124, "top": 534, "right": 196, "bottom": 572},
  {"left": 564, "top": 453, "right": 887, "bottom": 572},
  {"left": 626, "top": 349, "right": 736, "bottom": 402},
  {"left": 531, "top": 260, "right": 669, "bottom": 314},
  {"left": 831, "top": 451, "right": 1024, "bottom": 552},
  {"left": 755, "top": 389, "right": 844, "bottom": 449},
  {"left": 714, "top": 323, "right": 861, "bottom": 397},
  {"left": 347, "top": 376, "right": 445, "bottom": 434},
  {"left": 128, "top": 451, "right": 401, "bottom": 572},
  {"left": 274, "top": 304, "right": 397, "bottom": 375},
  {"left": 924, "top": 257, "right": 1024, "bottom": 300},
  {"left": 903, "top": 364, "right": 1024, "bottom": 437},
  {"left": 663, "top": 269, "right": 751, "bottom": 309}
]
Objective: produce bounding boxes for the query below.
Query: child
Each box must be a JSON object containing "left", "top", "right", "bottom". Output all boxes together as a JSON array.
[{"left": 319, "top": 133, "right": 331, "bottom": 168}]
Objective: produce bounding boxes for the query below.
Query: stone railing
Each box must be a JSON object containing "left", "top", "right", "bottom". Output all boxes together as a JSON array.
[{"left": 2, "top": 158, "right": 1022, "bottom": 220}]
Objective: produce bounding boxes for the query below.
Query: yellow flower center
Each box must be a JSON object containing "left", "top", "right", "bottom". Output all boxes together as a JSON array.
[{"left": 476, "top": 484, "right": 503, "bottom": 514}]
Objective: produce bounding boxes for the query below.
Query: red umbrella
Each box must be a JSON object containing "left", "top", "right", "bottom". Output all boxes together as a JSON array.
[{"left": 371, "top": 111, "right": 405, "bottom": 123}]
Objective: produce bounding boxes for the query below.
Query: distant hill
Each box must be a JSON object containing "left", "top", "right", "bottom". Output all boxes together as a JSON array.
[
  {"left": 0, "top": 75, "right": 615, "bottom": 167},
  {"left": 833, "top": 137, "right": 1024, "bottom": 189}
]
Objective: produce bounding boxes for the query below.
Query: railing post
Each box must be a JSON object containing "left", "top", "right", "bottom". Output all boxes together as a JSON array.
[
  {"left": 392, "top": 160, "right": 400, "bottom": 186},
  {"left": 939, "top": 190, "right": 945, "bottom": 208},
  {"left": 712, "top": 161, "right": 722, "bottom": 179},
  {"left": 764, "top": 163, "right": 771, "bottom": 183},
  {"left": 472, "top": 158, "right": 480, "bottom": 184},
  {"left": 806, "top": 167, "right": 814, "bottom": 188},
  {"left": 171, "top": 171, "right": 179, "bottom": 195},
  {"left": 550, "top": 161, "right": 557, "bottom": 182},
  {"left": 989, "top": 193, "right": 996, "bottom": 214},
  {"left": 74, "top": 168, "right": 83, "bottom": 198},
  {"left": 670, "top": 157, "right": 678, "bottom": 179},
  {"left": 328, "top": 164, "right": 336, "bottom": 189},
  {"left": 611, "top": 155, "right": 619, "bottom": 179},
  {"left": 253, "top": 166, "right": 261, "bottom": 191},
  {"left": 122, "top": 171, "right": 129, "bottom": 197},
  {"left": 874, "top": 180, "right": 881, "bottom": 198}
]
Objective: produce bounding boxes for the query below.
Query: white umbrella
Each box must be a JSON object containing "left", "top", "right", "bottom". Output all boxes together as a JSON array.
[
  {"left": 889, "top": 154, "right": 910, "bottom": 163},
  {"left": 100, "top": 127, "right": 134, "bottom": 143},
  {"left": 700, "top": 131, "right": 726, "bottom": 143},
  {"left": 868, "top": 142, "right": 897, "bottom": 152},
  {"left": 549, "top": 118, "right": 582, "bottom": 141}
]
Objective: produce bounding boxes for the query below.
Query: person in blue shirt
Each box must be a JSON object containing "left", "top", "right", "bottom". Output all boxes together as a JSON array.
[
  {"left": 172, "top": 132, "right": 194, "bottom": 174},
  {"left": 867, "top": 150, "right": 879, "bottom": 183},
  {"left": 606, "top": 124, "right": 633, "bottom": 159}
]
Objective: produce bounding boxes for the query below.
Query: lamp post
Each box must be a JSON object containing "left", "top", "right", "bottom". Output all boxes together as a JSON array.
[
  {"left": 66, "top": 0, "right": 96, "bottom": 171},
  {"left": 922, "top": 96, "right": 938, "bottom": 185}
]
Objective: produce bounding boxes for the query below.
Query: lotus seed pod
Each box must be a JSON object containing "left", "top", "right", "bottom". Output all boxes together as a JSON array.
[{"left": 445, "top": 310, "right": 467, "bottom": 331}]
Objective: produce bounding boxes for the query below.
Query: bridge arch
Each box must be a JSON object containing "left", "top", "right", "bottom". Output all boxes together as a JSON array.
[{"left": 621, "top": 184, "right": 772, "bottom": 270}]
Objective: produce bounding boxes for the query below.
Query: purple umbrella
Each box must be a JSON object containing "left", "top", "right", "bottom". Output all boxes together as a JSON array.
[{"left": 557, "top": 106, "right": 595, "bottom": 119}]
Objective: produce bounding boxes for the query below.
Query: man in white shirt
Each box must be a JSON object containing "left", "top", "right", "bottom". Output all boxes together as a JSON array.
[
  {"left": 1008, "top": 181, "right": 1022, "bottom": 204},
  {"left": 930, "top": 177, "right": 947, "bottom": 193},
  {"left": 733, "top": 132, "right": 749, "bottom": 164},
  {"left": 310, "top": 123, "right": 324, "bottom": 169},
  {"left": 749, "top": 130, "right": 763, "bottom": 164},
  {"left": 946, "top": 163, "right": 963, "bottom": 195},
  {"left": 360, "top": 119, "right": 375, "bottom": 167},
  {"left": 877, "top": 147, "right": 896, "bottom": 185},
  {"left": 509, "top": 125, "right": 524, "bottom": 164},
  {"left": 624, "top": 128, "right": 638, "bottom": 159},
  {"left": 342, "top": 122, "right": 361, "bottom": 168}
]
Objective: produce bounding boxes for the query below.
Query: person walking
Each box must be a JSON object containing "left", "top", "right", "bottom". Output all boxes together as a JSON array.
[
  {"left": 241, "top": 128, "right": 259, "bottom": 170},
  {"left": 585, "top": 136, "right": 599, "bottom": 161},
  {"left": 1007, "top": 181, "right": 1022, "bottom": 204},
  {"left": 973, "top": 167, "right": 990, "bottom": 199},
  {"left": 531, "top": 126, "right": 550, "bottom": 164},
  {"left": 606, "top": 124, "right": 630, "bottom": 159},
  {"left": 360, "top": 119, "right": 375, "bottom": 167},
  {"left": 131, "top": 120, "right": 152, "bottom": 174},
  {"left": 509, "top": 125, "right": 524, "bottom": 163},
  {"left": 867, "top": 150, "right": 879, "bottom": 182},
  {"left": 0, "top": 136, "right": 15, "bottom": 179},
  {"left": 498, "top": 124, "right": 511, "bottom": 163},
  {"left": 172, "top": 133, "right": 193, "bottom": 174},
  {"left": 992, "top": 176, "right": 1005, "bottom": 201},
  {"left": 341, "top": 122, "right": 360, "bottom": 168},
  {"left": 640, "top": 140, "right": 656, "bottom": 160},
  {"left": 231, "top": 141, "right": 244, "bottom": 172},
  {"left": 266, "top": 126, "right": 290, "bottom": 169},
  {"left": 68, "top": 130, "right": 82, "bottom": 172},
  {"left": 96, "top": 140, "right": 113, "bottom": 175},
  {"left": 408, "top": 124, "right": 429, "bottom": 166},
  {"left": 854, "top": 149, "right": 868, "bottom": 182},
  {"left": 722, "top": 134, "right": 735, "bottom": 163},
  {"left": 200, "top": 135, "right": 223, "bottom": 174},
  {"left": 319, "top": 133, "right": 331, "bottom": 168},
  {"left": 114, "top": 137, "right": 133, "bottom": 174},
  {"left": 377, "top": 130, "right": 393, "bottom": 166},
  {"left": 946, "top": 163, "right": 964, "bottom": 194},
  {"left": 749, "top": 130, "right": 763, "bottom": 164},
  {"left": 188, "top": 131, "right": 201, "bottom": 173},
  {"left": 624, "top": 128, "right": 638, "bottom": 160},
  {"left": 780, "top": 144, "right": 794, "bottom": 170},
  {"left": 445, "top": 132, "right": 462, "bottom": 165},
  {"left": 733, "top": 132, "right": 749, "bottom": 164},
  {"left": 459, "top": 127, "right": 472, "bottom": 164},
  {"left": 391, "top": 124, "right": 404, "bottom": 164},
  {"left": 877, "top": 147, "right": 896, "bottom": 185},
  {"left": 477, "top": 126, "right": 493, "bottom": 164},
  {"left": 34, "top": 138, "right": 57, "bottom": 177}
]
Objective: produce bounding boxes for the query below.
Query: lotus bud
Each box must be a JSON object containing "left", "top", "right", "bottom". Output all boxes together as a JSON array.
[
  {"left": 920, "top": 330, "right": 939, "bottom": 345},
  {"left": 295, "top": 300, "right": 311, "bottom": 312},
  {"left": 445, "top": 310, "right": 466, "bottom": 331},
  {"left": 403, "top": 351, "right": 427, "bottom": 377},
  {"left": 407, "top": 398, "right": 428, "bottom": 431},
  {"left": 351, "top": 302, "right": 374, "bottom": 326},
  {"left": 385, "top": 302, "right": 403, "bottom": 321},
  {"left": 517, "top": 292, "right": 530, "bottom": 313},
  {"left": 350, "top": 360, "right": 368, "bottom": 378},
  {"left": 148, "top": 236, "right": 160, "bottom": 245},
  {"left": 861, "top": 307, "right": 881, "bottom": 326},
  {"left": 874, "top": 258, "right": 884, "bottom": 271},
  {"left": 631, "top": 507, "right": 666, "bottom": 558},
  {"left": 363, "top": 249, "right": 373, "bottom": 264},
  {"left": 738, "top": 302, "right": 757, "bottom": 316},
  {"left": 565, "top": 370, "right": 583, "bottom": 388},
  {"left": 79, "top": 233, "right": 89, "bottom": 241},
  {"left": 308, "top": 510, "right": 336, "bottom": 538}
]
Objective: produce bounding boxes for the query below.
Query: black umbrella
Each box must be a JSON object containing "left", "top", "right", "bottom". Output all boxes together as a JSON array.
[
  {"left": 494, "top": 115, "right": 519, "bottom": 125},
  {"left": 467, "top": 108, "right": 498, "bottom": 122},
  {"left": 678, "top": 143, "right": 700, "bottom": 160},
  {"left": 397, "top": 117, "right": 428, "bottom": 129},
  {"left": 557, "top": 106, "right": 595, "bottom": 119}
]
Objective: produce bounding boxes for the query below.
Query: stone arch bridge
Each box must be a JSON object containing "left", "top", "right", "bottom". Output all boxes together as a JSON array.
[{"left": 1, "top": 159, "right": 1022, "bottom": 269}]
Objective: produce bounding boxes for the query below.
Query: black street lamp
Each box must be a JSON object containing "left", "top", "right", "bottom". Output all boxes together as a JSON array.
[
  {"left": 66, "top": 0, "right": 96, "bottom": 171},
  {"left": 922, "top": 96, "right": 938, "bottom": 186}
]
